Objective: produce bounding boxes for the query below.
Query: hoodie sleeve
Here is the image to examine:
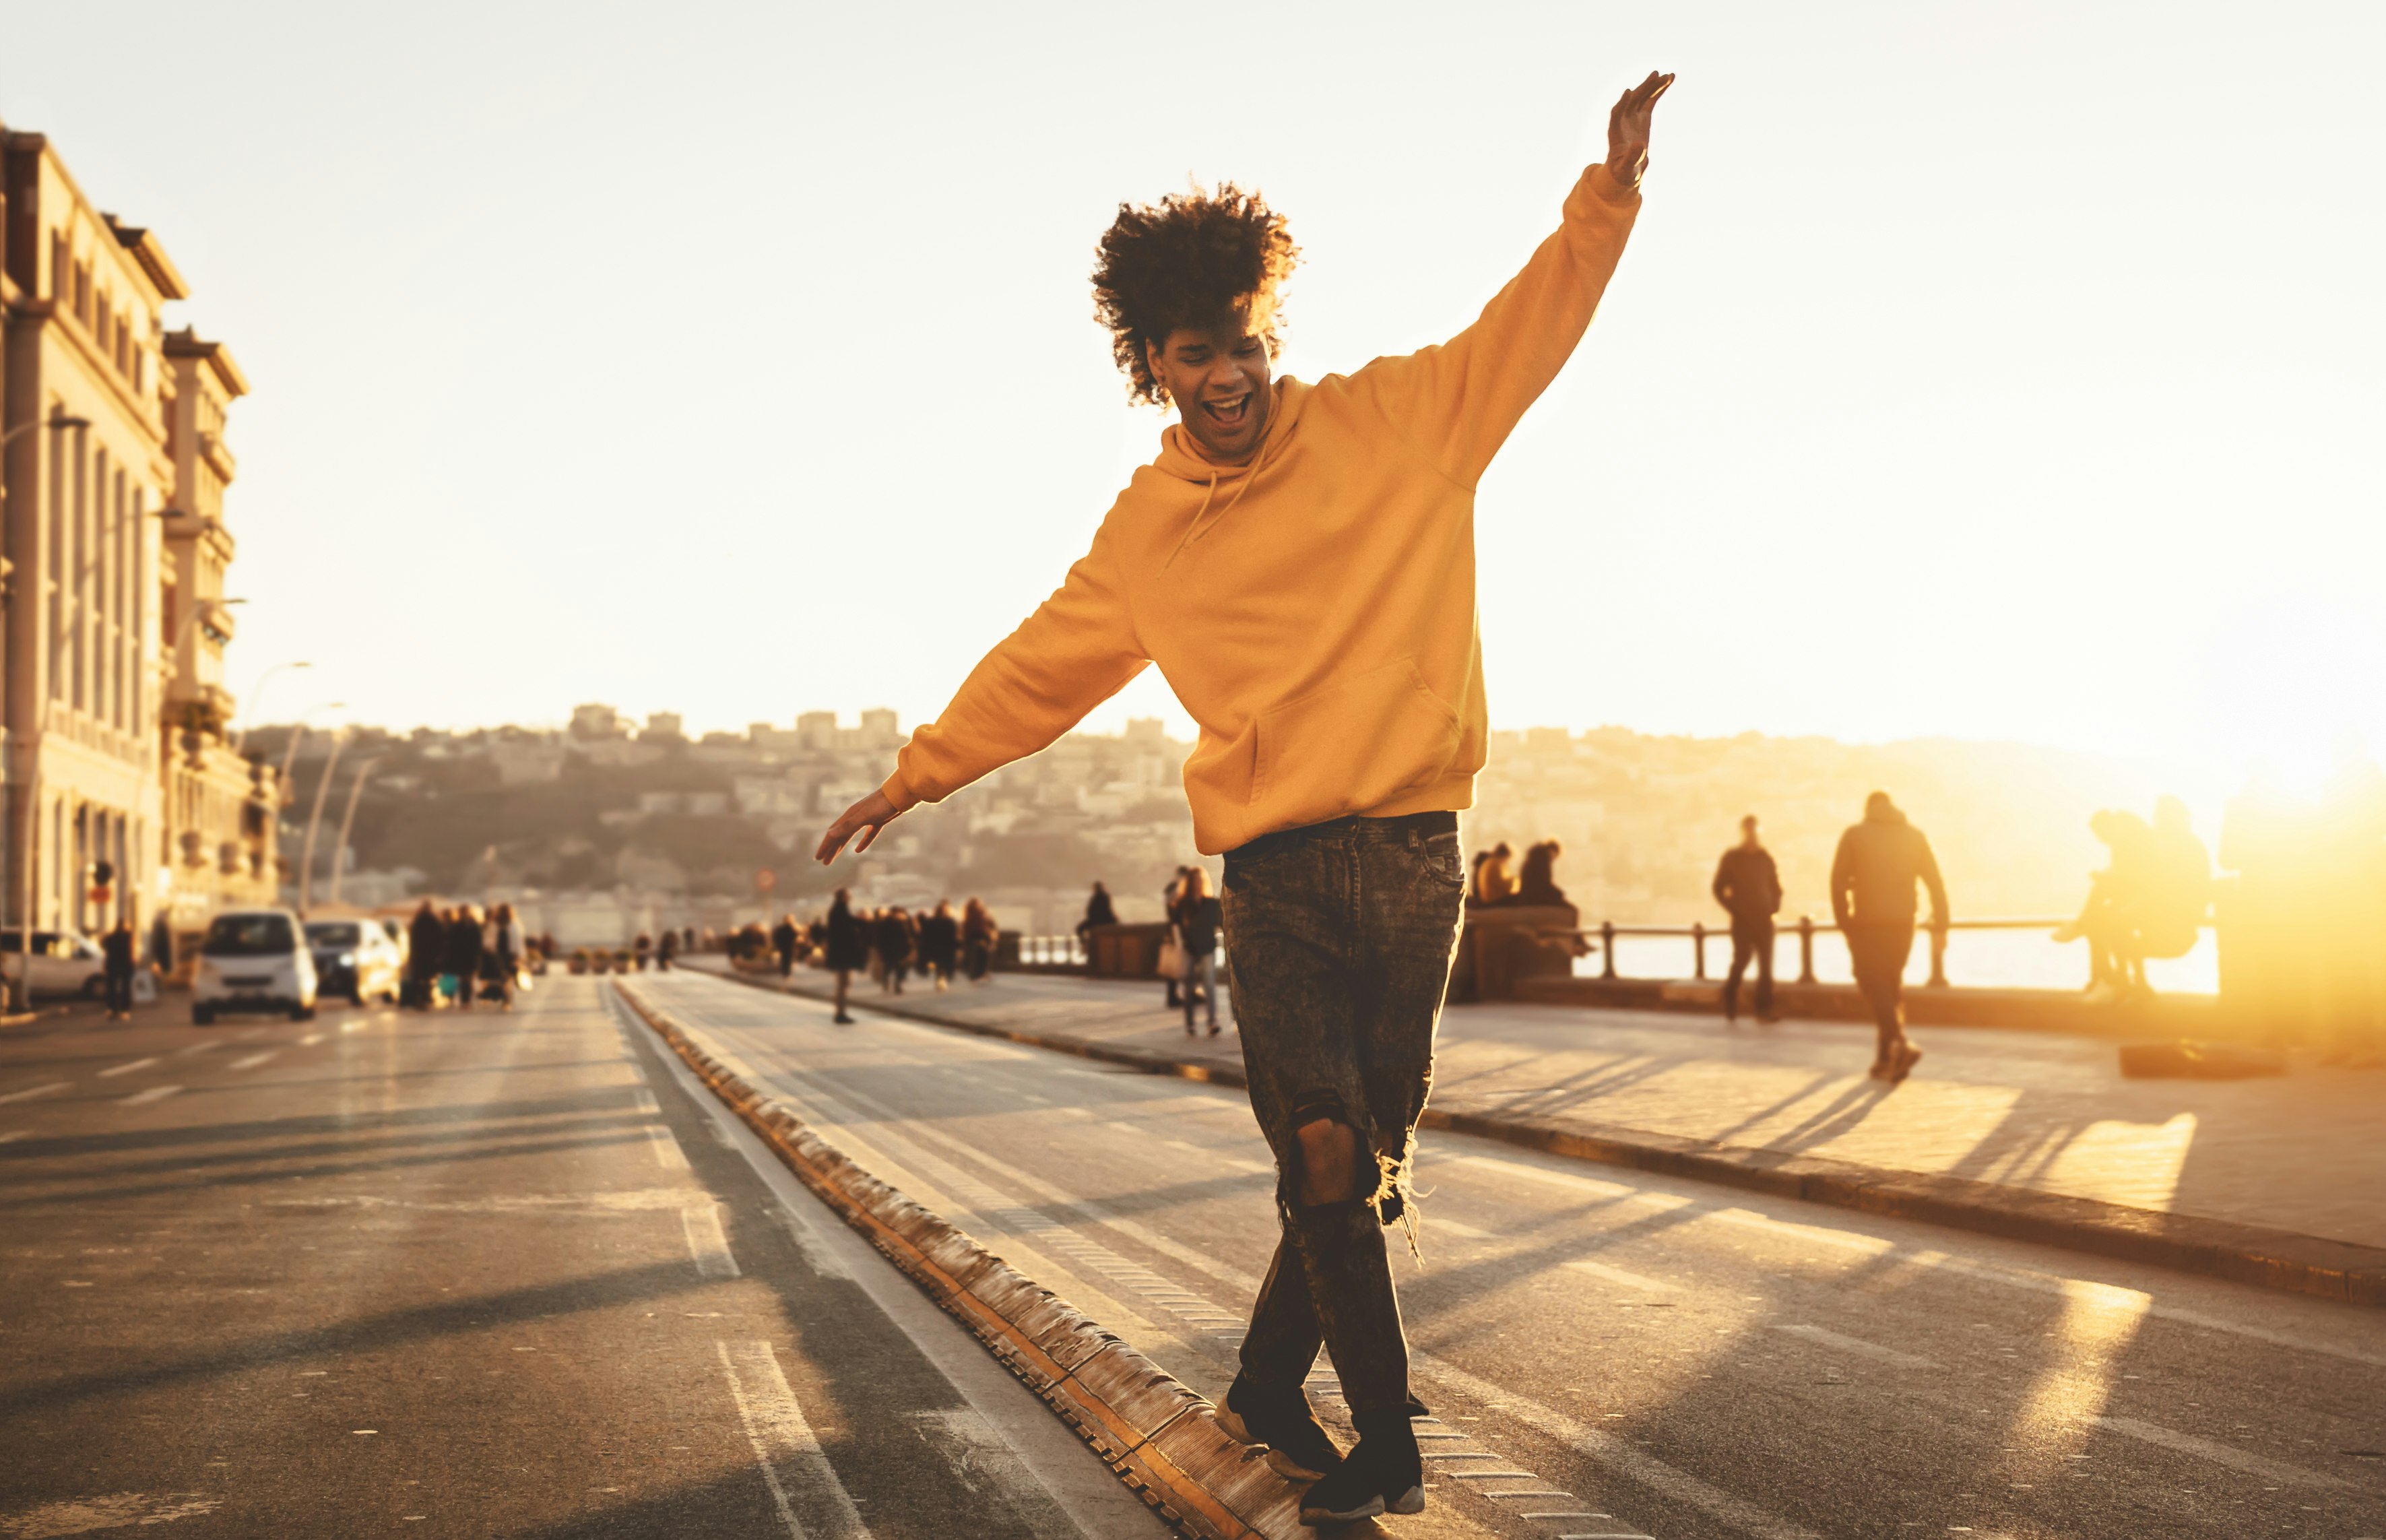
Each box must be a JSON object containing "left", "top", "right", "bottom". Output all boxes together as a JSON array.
[
  {"left": 1347, "top": 164, "right": 1640, "bottom": 490},
  {"left": 881, "top": 519, "right": 1148, "bottom": 812}
]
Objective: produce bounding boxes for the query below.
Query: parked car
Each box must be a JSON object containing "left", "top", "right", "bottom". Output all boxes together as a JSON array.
[
  {"left": 192, "top": 909, "right": 317, "bottom": 1024},
  {"left": 304, "top": 920, "right": 403, "bottom": 1006},
  {"left": 0, "top": 928, "right": 108, "bottom": 1000}
]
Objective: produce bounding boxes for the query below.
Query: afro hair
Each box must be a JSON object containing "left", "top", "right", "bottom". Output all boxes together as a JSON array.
[{"left": 1091, "top": 182, "right": 1299, "bottom": 408}]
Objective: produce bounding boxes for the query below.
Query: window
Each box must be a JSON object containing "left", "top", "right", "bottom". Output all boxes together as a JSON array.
[{"left": 202, "top": 913, "right": 296, "bottom": 957}]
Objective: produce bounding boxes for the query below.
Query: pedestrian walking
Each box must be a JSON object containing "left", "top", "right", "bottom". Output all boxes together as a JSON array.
[
  {"left": 406, "top": 900, "right": 443, "bottom": 1008},
  {"left": 656, "top": 928, "right": 678, "bottom": 971},
  {"left": 486, "top": 903, "right": 527, "bottom": 1009},
  {"left": 1712, "top": 815, "right": 1782, "bottom": 1023},
  {"left": 824, "top": 889, "right": 867, "bottom": 1024},
  {"left": 1161, "top": 868, "right": 1188, "bottom": 1007},
  {"left": 919, "top": 899, "right": 961, "bottom": 991},
  {"left": 878, "top": 907, "right": 916, "bottom": 994},
  {"left": 961, "top": 898, "right": 998, "bottom": 983},
  {"left": 1176, "top": 867, "right": 1224, "bottom": 1035},
  {"left": 444, "top": 905, "right": 484, "bottom": 1010},
  {"left": 1830, "top": 792, "right": 1947, "bottom": 1082},
  {"left": 632, "top": 933, "right": 652, "bottom": 973},
  {"left": 813, "top": 69, "right": 1668, "bottom": 1527},
  {"left": 771, "top": 913, "right": 800, "bottom": 977},
  {"left": 102, "top": 914, "right": 138, "bottom": 1020}
]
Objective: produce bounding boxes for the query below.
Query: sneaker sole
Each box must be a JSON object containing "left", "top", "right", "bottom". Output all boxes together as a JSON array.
[
  {"left": 1301, "top": 1495, "right": 1384, "bottom": 1525},
  {"left": 1265, "top": 1448, "right": 1330, "bottom": 1483},
  {"left": 1216, "top": 1405, "right": 1336, "bottom": 1483}
]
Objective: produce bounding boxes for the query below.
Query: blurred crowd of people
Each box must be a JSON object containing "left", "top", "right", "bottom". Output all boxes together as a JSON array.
[
  {"left": 401, "top": 900, "right": 543, "bottom": 1010},
  {"left": 748, "top": 890, "right": 1000, "bottom": 1025}
]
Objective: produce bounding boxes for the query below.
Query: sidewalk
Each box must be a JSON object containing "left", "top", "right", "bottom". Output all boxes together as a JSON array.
[{"left": 684, "top": 959, "right": 2385, "bottom": 1300}]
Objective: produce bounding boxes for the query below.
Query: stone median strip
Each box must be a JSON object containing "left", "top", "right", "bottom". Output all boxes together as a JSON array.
[
  {"left": 707, "top": 967, "right": 2386, "bottom": 1310},
  {"left": 610, "top": 980, "right": 1302, "bottom": 1540}
]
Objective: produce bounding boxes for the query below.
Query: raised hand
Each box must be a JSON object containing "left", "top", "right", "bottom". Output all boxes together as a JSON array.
[
  {"left": 815, "top": 787, "right": 901, "bottom": 865},
  {"left": 1605, "top": 71, "right": 1675, "bottom": 190}
]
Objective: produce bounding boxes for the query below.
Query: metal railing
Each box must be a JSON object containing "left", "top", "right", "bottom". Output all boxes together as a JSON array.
[{"left": 1570, "top": 916, "right": 2212, "bottom": 989}]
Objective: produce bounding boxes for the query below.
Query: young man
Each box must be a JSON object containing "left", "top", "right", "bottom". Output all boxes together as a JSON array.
[
  {"left": 818, "top": 71, "right": 1671, "bottom": 1525},
  {"left": 1830, "top": 791, "right": 1948, "bottom": 1082},
  {"left": 1712, "top": 814, "right": 1783, "bottom": 1023}
]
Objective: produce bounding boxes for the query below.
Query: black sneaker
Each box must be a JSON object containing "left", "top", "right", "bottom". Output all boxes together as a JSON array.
[
  {"left": 1298, "top": 1412, "right": 1423, "bottom": 1526},
  {"left": 1213, "top": 1372, "right": 1343, "bottom": 1483}
]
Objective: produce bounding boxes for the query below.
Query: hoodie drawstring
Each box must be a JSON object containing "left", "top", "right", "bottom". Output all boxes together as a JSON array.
[{"left": 1162, "top": 426, "right": 1279, "bottom": 569}]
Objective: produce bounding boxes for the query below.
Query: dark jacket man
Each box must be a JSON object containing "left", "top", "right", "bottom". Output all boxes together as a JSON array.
[
  {"left": 1712, "top": 816, "right": 1782, "bottom": 1021},
  {"left": 1829, "top": 792, "right": 1947, "bottom": 1077}
]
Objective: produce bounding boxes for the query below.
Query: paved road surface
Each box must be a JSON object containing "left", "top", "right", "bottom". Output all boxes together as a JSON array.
[
  {"left": 713, "top": 961, "right": 2386, "bottom": 1250},
  {"left": 0, "top": 978, "right": 1166, "bottom": 1539},
  {"left": 631, "top": 970, "right": 2386, "bottom": 1540}
]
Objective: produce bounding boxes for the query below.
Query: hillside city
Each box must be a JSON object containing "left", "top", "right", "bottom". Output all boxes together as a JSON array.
[{"left": 253, "top": 704, "right": 2173, "bottom": 949}]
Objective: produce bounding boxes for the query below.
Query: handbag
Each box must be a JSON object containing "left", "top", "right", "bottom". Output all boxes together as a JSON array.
[{"left": 1155, "top": 928, "right": 1186, "bottom": 980}]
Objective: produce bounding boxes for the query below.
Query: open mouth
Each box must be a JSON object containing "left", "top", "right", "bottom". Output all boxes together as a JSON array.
[{"left": 1202, "top": 393, "right": 1252, "bottom": 430}]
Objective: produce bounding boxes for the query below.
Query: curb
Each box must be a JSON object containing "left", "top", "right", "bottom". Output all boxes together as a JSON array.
[
  {"left": 611, "top": 980, "right": 1304, "bottom": 1540},
  {"left": 704, "top": 965, "right": 2386, "bottom": 1310}
]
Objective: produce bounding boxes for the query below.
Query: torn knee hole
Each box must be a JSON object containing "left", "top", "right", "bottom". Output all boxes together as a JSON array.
[{"left": 1293, "top": 1116, "right": 1361, "bottom": 1206}]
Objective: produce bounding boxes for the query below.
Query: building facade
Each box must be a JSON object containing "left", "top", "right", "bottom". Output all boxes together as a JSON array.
[{"left": 0, "top": 126, "right": 273, "bottom": 953}]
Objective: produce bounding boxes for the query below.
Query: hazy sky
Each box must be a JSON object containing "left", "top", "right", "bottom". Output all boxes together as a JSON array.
[{"left": 4, "top": 2, "right": 2379, "bottom": 794}]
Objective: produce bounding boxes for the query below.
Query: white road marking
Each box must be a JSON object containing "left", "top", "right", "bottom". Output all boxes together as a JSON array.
[
  {"left": 97, "top": 1057, "right": 159, "bottom": 1078},
  {"left": 2093, "top": 1415, "right": 2351, "bottom": 1489},
  {"left": 1435, "top": 1219, "right": 1499, "bottom": 1240},
  {"left": 174, "top": 1041, "right": 219, "bottom": 1057},
  {"left": 1774, "top": 1323, "right": 1938, "bottom": 1370},
  {"left": 340, "top": 1019, "right": 369, "bottom": 1033},
  {"left": 649, "top": 1125, "right": 692, "bottom": 1171},
  {"left": 0, "top": 1130, "right": 27, "bottom": 1145},
  {"left": 633, "top": 1090, "right": 659, "bottom": 1114},
  {"left": 682, "top": 1202, "right": 740, "bottom": 1278},
  {"left": 716, "top": 1339, "right": 873, "bottom": 1539},
  {"left": 0, "top": 1494, "right": 222, "bottom": 1531},
  {"left": 121, "top": 1085, "right": 183, "bottom": 1106},
  {"left": 298, "top": 1033, "right": 325, "bottom": 1046},
  {"left": 0, "top": 1081, "right": 68, "bottom": 1105},
  {"left": 1568, "top": 1260, "right": 1678, "bottom": 1293},
  {"left": 228, "top": 1051, "right": 280, "bottom": 1070},
  {"left": 672, "top": 992, "right": 1795, "bottom": 1540}
]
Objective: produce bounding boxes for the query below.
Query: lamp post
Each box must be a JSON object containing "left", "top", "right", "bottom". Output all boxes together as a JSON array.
[
  {"left": 5, "top": 412, "right": 94, "bottom": 1013},
  {"left": 295, "top": 726, "right": 351, "bottom": 916},
  {"left": 230, "top": 660, "right": 311, "bottom": 754},
  {"left": 274, "top": 702, "right": 346, "bottom": 807},
  {"left": 325, "top": 757, "right": 385, "bottom": 907}
]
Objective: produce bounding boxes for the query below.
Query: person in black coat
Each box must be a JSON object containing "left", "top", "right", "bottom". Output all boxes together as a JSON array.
[
  {"left": 1713, "top": 815, "right": 1784, "bottom": 1025},
  {"left": 771, "top": 915, "right": 800, "bottom": 976},
  {"left": 445, "top": 905, "right": 485, "bottom": 1010},
  {"left": 102, "top": 916, "right": 139, "bottom": 1020},
  {"left": 406, "top": 901, "right": 445, "bottom": 1007},
  {"left": 824, "top": 889, "right": 868, "bottom": 1025},
  {"left": 917, "top": 900, "right": 961, "bottom": 991},
  {"left": 876, "top": 907, "right": 915, "bottom": 995}
]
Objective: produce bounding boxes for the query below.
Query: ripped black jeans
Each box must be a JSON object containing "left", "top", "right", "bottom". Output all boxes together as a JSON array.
[{"left": 1223, "top": 810, "right": 1464, "bottom": 1420}]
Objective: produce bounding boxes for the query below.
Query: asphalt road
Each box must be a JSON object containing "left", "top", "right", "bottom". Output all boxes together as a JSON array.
[
  {"left": 623, "top": 970, "right": 2386, "bottom": 1540},
  {"left": 0, "top": 977, "right": 1167, "bottom": 1539}
]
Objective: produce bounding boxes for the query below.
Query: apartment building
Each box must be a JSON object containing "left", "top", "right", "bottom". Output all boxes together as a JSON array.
[{"left": 0, "top": 125, "right": 274, "bottom": 944}]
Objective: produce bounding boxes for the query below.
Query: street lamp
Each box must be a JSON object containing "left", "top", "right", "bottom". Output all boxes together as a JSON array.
[
  {"left": 325, "top": 756, "right": 385, "bottom": 907},
  {"left": 5, "top": 412, "right": 94, "bottom": 1012},
  {"left": 295, "top": 726, "right": 352, "bottom": 916},
  {"left": 275, "top": 703, "right": 347, "bottom": 802},
  {"left": 231, "top": 661, "right": 311, "bottom": 754}
]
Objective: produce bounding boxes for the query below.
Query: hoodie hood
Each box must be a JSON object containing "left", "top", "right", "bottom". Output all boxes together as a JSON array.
[{"left": 1153, "top": 377, "right": 1310, "bottom": 483}]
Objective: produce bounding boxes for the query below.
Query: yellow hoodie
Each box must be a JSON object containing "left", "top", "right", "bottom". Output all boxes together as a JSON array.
[{"left": 885, "top": 164, "right": 1642, "bottom": 854}]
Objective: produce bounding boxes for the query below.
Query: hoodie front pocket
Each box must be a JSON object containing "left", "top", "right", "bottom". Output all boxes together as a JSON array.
[{"left": 1252, "top": 658, "right": 1462, "bottom": 828}]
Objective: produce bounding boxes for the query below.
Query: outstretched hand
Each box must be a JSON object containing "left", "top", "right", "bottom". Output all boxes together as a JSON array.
[
  {"left": 1605, "top": 71, "right": 1675, "bottom": 189},
  {"left": 816, "top": 788, "right": 901, "bottom": 865}
]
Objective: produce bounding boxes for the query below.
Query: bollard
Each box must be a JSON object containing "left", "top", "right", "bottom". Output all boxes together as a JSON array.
[
  {"left": 1692, "top": 922, "right": 1706, "bottom": 980},
  {"left": 1600, "top": 920, "right": 1617, "bottom": 980},
  {"left": 1927, "top": 923, "right": 1949, "bottom": 988},
  {"left": 1797, "top": 916, "right": 1816, "bottom": 984}
]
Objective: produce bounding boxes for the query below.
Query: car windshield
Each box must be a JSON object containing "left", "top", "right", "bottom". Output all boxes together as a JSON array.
[
  {"left": 306, "top": 923, "right": 362, "bottom": 948},
  {"left": 203, "top": 915, "right": 296, "bottom": 957}
]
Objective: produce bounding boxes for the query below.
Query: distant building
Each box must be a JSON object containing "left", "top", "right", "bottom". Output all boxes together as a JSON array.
[
  {"left": 569, "top": 703, "right": 625, "bottom": 739},
  {"left": 644, "top": 711, "right": 684, "bottom": 742},
  {"left": 860, "top": 707, "right": 900, "bottom": 749},
  {"left": 796, "top": 711, "right": 839, "bottom": 751}
]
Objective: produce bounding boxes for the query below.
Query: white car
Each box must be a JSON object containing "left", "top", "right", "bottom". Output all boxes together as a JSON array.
[
  {"left": 0, "top": 928, "right": 108, "bottom": 1000},
  {"left": 192, "top": 909, "right": 317, "bottom": 1024}
]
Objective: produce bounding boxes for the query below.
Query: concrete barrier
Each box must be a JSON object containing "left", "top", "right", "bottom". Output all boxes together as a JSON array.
[{"left": 612, "top": 980, "right": 1306, "bottom": 1539}]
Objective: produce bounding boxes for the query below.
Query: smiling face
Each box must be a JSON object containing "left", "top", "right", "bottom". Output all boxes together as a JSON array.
[{"left": 1147, "top": 313, "right": 1272, "bottom": 466}]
